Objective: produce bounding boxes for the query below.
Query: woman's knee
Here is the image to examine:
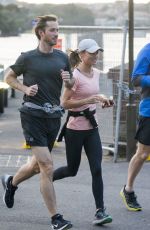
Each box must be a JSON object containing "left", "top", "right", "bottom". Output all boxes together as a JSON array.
[
  {"left": 69, "top": 170, "right": 77, "bottom": 177},
  {"left": 68, "top": 167, "right": 78, "bottom": 177},
  {"left": 91, "top": 167, "right": 102, "bottom": 178}
]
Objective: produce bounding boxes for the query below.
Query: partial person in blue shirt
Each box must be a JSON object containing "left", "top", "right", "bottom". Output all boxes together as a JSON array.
[
  {"left": 132, "top": 43, "right": 150, "bottom": 117},
  {"left": 120, "top": 43, "right": 150, "bottom": 211}
]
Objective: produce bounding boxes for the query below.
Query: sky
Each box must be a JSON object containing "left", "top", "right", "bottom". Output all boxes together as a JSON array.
[{"left": 18, "top": 0, "right": 150, "bottom": 4}]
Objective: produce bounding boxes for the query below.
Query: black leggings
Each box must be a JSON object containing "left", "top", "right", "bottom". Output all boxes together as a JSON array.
[{"left": 53, "top": 128, "right": 104, "bottom": 209}]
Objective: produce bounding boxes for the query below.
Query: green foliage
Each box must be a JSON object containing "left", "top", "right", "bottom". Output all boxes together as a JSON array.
[
  {"left": 1, "top": 1, "right": 150, "bottom": 36},
  {"left": 0, "top": 3, "right": 94, "bottom": 36},
  {"left": 0, "top": 4, "right": 29, "bottom": 35}
]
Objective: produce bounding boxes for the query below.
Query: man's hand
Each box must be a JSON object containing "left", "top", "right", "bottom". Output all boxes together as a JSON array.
[{"left": 25, "top": 84, "right": 38, "bottom": 96}]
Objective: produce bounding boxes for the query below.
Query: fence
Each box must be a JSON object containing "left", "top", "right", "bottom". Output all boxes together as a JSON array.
[
  {"left": 0, "top": 65, "right": 10, "bottom": 113},
  {"left": 58, "top": 25, "right": 150, "bottom": 161},
  {"left": 1, "top": 26, "right": 150, "bottom": 161}
]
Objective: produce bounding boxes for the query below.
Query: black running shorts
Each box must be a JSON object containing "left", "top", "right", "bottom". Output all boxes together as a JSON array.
[
  {"left": 135, "top": 116, "right": 150, "bottom": 145},
  {"left": 20, "top": 112, "right": 61, "bottom": 152}
]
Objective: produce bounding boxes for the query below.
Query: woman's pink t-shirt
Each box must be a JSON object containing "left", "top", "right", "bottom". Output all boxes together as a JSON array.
[{"left": 67, "top": 68, "right": 100, "bottom": 130}]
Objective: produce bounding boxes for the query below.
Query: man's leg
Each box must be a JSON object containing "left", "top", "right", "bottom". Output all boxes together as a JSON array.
[
  {"left": 12, "top": 155, "right": 40, "bottom": 186},
  {"left": 120, "top": 142, "right": 150, "bottom": 211},
  {"left": 32, "top": 146, "right": 72, "bottom": 230},
  {"left": 32, "top": 146, "right": 57, "bottom": 216},
  {"left": 126, "top": 142, "right": 150, "bottom": 191}
]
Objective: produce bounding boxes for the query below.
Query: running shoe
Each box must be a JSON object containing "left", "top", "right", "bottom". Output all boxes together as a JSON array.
[
  {"left": 93, "top": 208, "right": 112, "bottom": 225},
  {"left": 1, "top": 174, "right": 18, "bottom": 208},
  {"left": 51, "top": 214, "right": 72, "bottom": 230},
  {"left": 120, "top": 185, "right": 142, "bottom": 211}
]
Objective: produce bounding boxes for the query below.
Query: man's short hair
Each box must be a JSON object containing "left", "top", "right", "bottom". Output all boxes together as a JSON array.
[{"left": 34, "top": 15, "right": 58, "bottom": 40}]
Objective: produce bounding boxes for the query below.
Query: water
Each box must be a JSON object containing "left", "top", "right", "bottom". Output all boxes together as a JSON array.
[
  {"left": 1, "top": 31, "right": 149, "bottom": 144},
  {"left": 0, "top": 31, "right": 150, "bottom": 71},
  {"left": 0, "top": 33, "right": 77, "bottom": 69},
  {"left": 0, "top": 33, "right": 38, "bottom": 69}
]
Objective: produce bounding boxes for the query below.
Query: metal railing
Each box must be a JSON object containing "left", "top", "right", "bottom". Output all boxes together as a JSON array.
[
  {"left": 1, "top": 25, "right": 150, "bottom": 161},
  {"left": 58, "top": 25, "right": 150, "bottom": 161}
]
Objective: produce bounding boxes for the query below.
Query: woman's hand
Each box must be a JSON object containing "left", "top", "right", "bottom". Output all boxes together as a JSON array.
[
  {"left": 61, "top": 70, "right": 75, "bottom": 89},
  {"left": 86, "top": 95, "right": 102, "bottom": 104},
  {"left": 101, "top": 96, "right": 114, "bottom": 108}
]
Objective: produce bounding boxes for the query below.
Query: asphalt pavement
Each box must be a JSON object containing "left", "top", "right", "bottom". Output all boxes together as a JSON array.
[{"left": 0, "top": 91, "right": 150, "bottom": 230}]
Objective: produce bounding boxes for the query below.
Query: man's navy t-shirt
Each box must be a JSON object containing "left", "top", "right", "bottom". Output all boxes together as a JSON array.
[{"left": 10, "top": 48, "right": 71, "bottom": 118}]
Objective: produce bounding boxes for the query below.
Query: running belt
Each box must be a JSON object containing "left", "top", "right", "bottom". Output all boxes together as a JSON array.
[
  {"left": 57, "top": 108, "right": 98, "bottom": 142},
  {"left": 23, "top": 102, "right": 64, "bottom": 114}
]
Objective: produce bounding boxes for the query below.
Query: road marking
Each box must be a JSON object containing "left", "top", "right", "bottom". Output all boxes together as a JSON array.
[
  {"left": 6, "top": 155, "right": 11, "bottom": 167},
  {"left": 0, "top": 155, "right": 31, "bottom": 167}
]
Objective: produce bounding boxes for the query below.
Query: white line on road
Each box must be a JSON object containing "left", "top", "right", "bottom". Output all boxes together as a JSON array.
[{"left": 0, "top": 154, "right": 31, "bottom": 167}]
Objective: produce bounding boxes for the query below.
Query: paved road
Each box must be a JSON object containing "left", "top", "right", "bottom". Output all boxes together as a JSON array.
[{"left": 0, "top": 92, "right": 149, "bottom": 230}]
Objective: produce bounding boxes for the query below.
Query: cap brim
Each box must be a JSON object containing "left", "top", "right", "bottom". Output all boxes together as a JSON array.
[{"left": 87, "top": 46, "right": 104, "bottom": 53}]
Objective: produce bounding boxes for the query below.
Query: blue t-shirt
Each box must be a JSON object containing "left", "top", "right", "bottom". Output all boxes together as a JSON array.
[{"left": 132, "top": 43, "right": 150, "bottom": 117}]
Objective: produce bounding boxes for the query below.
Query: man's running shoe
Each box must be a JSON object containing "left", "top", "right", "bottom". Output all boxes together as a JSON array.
[
  {"left": 51, "top": 214, "right": 72, "bottom": 230},
  {"left": 1, "top": 174, "right": 18, "bottom": 208},
  {"left": 120, "top": 185, "right": 142, "bottom": 211},
  {"left": 93, "top": 208, "right": 112, "bottom": 225}
]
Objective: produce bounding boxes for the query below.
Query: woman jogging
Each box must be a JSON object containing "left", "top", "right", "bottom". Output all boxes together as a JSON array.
[{"left": 53, "top": 38, "right": 114, "bottom": 226}]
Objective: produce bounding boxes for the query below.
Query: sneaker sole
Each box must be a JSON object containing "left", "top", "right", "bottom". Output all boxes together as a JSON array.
[
  {"left": 1, "top": 175, "right": 6, "bottom": 190},
  {"left": 2, "top": 191, "right": 7, "bottom": 207},
  {"left": 1, "top": 175, "right": 7, "bottom": 206},
  {"left": 93, "top": 216, "right": 112, "bottom": 225},
  {"left": 1, "top": 175, "right": 13, "bottom": 208},
  {"left": 51, "top": 223, "right": 72, "bottom": 230},
  {"left": 120, "top": 189, "right": 142, "bottom": 212}
]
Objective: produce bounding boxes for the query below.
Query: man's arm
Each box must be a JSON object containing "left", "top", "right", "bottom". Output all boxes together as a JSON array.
[
  {"left": 5, "top": 68, "right": 38, "bottom": 96},
  {"left": 132, "top": 75, "right": 150, "bottom": 88},
  {"left": 132, "top": 47, "right": 150, "bottom": 87},
  {"left": 5, "top": 68, "right": 28, "bottom": 93}
]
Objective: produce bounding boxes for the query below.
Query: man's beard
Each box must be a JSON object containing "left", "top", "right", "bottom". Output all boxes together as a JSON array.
[
  {"left": 47, "top": 41, "right": 56, "bottom": 46},
  {"left": 47, "top": 37, "right": 58, "bottom": 46}
]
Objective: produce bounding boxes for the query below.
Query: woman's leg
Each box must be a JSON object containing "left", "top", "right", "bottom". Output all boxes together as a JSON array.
[
  {"left": 84, "top": 129, "right": 104, "bottom": 209},
  {"left": 53, "top": 129, "right": 83, "bottom": 181}
]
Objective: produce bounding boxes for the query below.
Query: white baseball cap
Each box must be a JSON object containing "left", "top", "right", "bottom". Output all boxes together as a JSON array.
[{"left": 78, "top": 39, "right": 104, "bottom": 53}]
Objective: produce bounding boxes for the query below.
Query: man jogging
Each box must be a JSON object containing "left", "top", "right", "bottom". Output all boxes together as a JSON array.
[{"left": 1, "top": 14, "right": 74, "bottom": 230}]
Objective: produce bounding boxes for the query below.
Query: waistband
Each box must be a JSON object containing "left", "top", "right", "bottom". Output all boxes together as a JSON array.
[
  {"left": 23, "top": 102, "right": 64, "bottom": 114},
  {"left": 68, "top": 109, "right": 96, "bottom": 117},
  {"left": 57, "top": 108, "right": 97, "bottom": 142}
]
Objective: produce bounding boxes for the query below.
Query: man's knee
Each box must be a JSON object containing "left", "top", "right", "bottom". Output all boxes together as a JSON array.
[
  {"left": 28, "top": 160, "right": 40, "bottom": 174},
  {"left": 39, "top": 161, "right": 54, "bottom": 177},
  {"left": 32, "top": 164, "right": 40, "bottom": 174},
  {"left": 136, "top": 143, "right": 150, "bottom": 161},
  {"left": 137, "top": 152, "right": 149, "bottom": 161}
]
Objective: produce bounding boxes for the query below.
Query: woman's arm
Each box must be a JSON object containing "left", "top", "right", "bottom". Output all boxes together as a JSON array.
[{"left": 61, "top": 88, "right": 110, "bottom": 110}]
